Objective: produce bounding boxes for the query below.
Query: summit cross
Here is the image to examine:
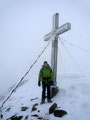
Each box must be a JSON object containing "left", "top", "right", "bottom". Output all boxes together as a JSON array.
[{"left": 44, "top": 13, "right": 71, "bottom": 85}]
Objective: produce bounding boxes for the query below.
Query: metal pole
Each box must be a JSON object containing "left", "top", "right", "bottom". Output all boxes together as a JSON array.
[{"left": 51, "top": 13, "right": 59, "bottom": 84}]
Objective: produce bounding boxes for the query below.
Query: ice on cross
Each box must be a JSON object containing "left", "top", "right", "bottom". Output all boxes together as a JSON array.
[
  {"left": 44, "top": 22, "right": 71, "bottom": 41},
  {"left": 44, "top": 13, "right": 71, "bottom": 84}
]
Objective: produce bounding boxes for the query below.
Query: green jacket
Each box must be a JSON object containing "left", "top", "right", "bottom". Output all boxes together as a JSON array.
[{"left": 38, "top": 64, "right": 54, "bottom": 83}]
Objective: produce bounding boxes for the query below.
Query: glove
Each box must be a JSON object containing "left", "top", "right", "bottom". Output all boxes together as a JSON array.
[{"left": 38, "top": 81, "right": 41, "bottom": 87}]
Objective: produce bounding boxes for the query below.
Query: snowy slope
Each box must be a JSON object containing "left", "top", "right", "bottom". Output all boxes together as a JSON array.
[{"left": 1, "top": 74, "right": 90, "bottom": 120}]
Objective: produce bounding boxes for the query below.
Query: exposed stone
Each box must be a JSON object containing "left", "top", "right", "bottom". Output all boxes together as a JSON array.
[
  {"left": 0, "top": 114, "right": 3, "bottom": 119},
  {"left": 31, "top": 107, "right": 37, "bottom": 111},
  {"left": 38, "top": 110, "right": 40, "bottom": 112},
  {"left": 49, "top": 103, "right": 57, "bottom": 114},
  {"left": 31, "top": 114, "right": 43, "bottom": 120},
  {"left": 54, "top": 110, "right": 67, "bottom": 117},
  {"left": 34, "top": 103, "right": 38, "bottom": 106},
  {"left": 51, "top": 86, "right": 59, "bottom": 98},
  {"left": 25, "top": 115, "right": 29, "bottom": 120},
  {"left": 30, "top": 97, "right": 38, "bottom": 101},
  {"left": 31, "top": 114, "right": 39, "bottom": 117},
  {"left": 6, "top": 115, "right": 16, "bottom": 120},
  {"left": 12, "top": 116, "right": 23, "bottom": 120},
  {"left": 37, "top": 117, "right": 43, "bottom": 119},
  {"left": 31, "top": 103, "right": 39, "bottom": 112},
  {"left": 6, "top": 108, "right": 11, "bottom": 112},
  {"left": 7, "top": 115, "right": 23, "bottom": 120},
  {"left": 21, "top": 106, "right": 29, "bottom": 111}
]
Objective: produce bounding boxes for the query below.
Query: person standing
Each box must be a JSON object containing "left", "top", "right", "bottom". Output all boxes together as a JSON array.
[{"left": 38, "top": 61, "right": 54, "bottom": 104}]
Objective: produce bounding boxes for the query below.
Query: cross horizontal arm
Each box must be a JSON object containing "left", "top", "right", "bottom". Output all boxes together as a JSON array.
[
  {"left": 44, "top": 30, "right": 56, "bottom": 41},
  {"left": 44, "top": 22, "right": 71, "bottom": 41},
  {"left": 56, "top": 22, "right": 71, "bottom": 35}
]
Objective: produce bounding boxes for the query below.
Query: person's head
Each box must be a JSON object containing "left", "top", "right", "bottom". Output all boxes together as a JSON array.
[{"left": 44, "top": 61, "right": 48, "bottom": 67}]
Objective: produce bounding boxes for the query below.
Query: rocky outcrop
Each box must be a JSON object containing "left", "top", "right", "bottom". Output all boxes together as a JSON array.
[
  {"left": 5, "top": 107, "right": 11, "bottom": 112},
  {"left": 37, "top": 117, "right": 43, "bottom": 119},
  {"left": 49, "top": 103, "right": 67, "bottom": 118},
  {"left": 7, "top": 115, "right": 23, "bottom": 120},
  {"left": 21, "top": 106, "right": 29, "bottom": 111},
  {"left": 31, "top": 103, "right": 39, "bottom": 112},
  {"left": 54, "top": 109, "right": 67, "bottom": 117},
  {"left": 31, "top": 114, "right": 43, "bottom": 120},
  {"left": 31, "top": 114, "right": 39, "bottom": 117},
  {"left": 49, "top": 103, "right": 57, "bottom": 114},
  {"left": 30, "top": 97, "right": 38, "bottom": 101}
]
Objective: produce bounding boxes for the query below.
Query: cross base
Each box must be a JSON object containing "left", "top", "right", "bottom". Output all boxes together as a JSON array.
[{"left": 51, "top": 85, "right": 59, "bottom": 98}]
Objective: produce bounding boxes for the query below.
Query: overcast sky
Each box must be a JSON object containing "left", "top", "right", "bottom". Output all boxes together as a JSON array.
[{"left": 0, "top": 0, "right": 90, "bottom": 95}]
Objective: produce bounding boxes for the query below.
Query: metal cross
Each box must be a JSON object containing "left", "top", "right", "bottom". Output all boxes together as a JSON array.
[{"left": 44, "top": 13, "right": 71, "bottom": 85}]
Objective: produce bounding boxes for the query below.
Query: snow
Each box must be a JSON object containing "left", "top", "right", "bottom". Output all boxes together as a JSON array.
[{"left": 0, "top": 74, "right": 90, "bottom": 120}]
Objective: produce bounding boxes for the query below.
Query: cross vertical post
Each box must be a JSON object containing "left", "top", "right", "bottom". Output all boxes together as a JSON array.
[
  {"left": 51, "top": 13, "right": 59, "bottom": 85},
  {"left": 44, "top": 13, "right": 71, "bottom": 90}
]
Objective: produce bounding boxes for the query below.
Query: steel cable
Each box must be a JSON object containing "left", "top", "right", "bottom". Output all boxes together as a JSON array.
[
  {"left": 60, "top": 37, "right": 90, "bottom": 54},
  {"left": 58, "top": 46, "right": 66, "bottom": 72},
  {"left": 59, "top": 38, "right": 85, "bottom": 77},
  {"left": 0, "top": 40, "right": 51, "bottom": 119}
]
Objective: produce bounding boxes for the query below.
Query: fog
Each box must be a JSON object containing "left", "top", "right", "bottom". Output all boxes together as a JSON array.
[{"left": 0, "top": 0, "right": 90, "bottom": 96}]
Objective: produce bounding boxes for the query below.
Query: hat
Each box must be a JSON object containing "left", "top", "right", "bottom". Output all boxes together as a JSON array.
[{"left": 44, "top": 61, "right": 48, "bottom": 64}]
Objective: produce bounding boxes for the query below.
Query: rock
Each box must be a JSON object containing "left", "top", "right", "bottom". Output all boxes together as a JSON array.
[
  {"left": 31, "top": 114, "right": 43, "bottom": 119},
  {"left": 6, "top": 108, "right": 11, "bottom": 112},
  {"left": 25, "top": 115, "right": 29, "bottom": 120},
  {"left": 31, "top": 103, "right": 39, "bottom": 112},
  {"left": 30, "top": 97, "right": 38, "bottom": 101},
  {"left": 12, "top": 116, "right": 23, "bottom": 120},
  {"left": 31, "top": 114, "right": 39, "bottom": 117},
  {"left": 38, "top": 110, "right": 40, "bottom": 112},
  {"left": 21, "top": 106, "right": 29, "bottom": 111},
  {"left": 54, "top": 110, "right": 67, "bottom": 117},
  {"left": 7, "top": 115, "right": 23, "bottom": 120},
  {"left": 6, "top": 115, "right": 16, "bottom": 120},
  {"left": 37, "top": 117, "right": 43, "bottom": 119},
  {"left": 5, "top": 107, "right": 11, "bottom": 113},
  {"left": 0, "top": 114, "right": 3, "bottom": 119},
  {"left": 49, "top": 103, "right": 57, "bottom": 114},
  {"left": 31, "top": 107, "right": 37, "bottom": 111}
]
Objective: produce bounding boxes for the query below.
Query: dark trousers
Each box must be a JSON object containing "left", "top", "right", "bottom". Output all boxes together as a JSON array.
[{"left": 42, "top": 82, "right": 51, "bottom": 101}]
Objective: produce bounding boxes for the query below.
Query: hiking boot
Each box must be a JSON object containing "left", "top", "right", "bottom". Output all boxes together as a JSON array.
[
  {"left": 40, "top": 99, "right": 45, "bottom": 104},
  {"left": 47, "top": 99, "right": 52, "bottom": 103}
]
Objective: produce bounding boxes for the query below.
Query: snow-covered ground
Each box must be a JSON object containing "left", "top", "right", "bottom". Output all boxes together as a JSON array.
[{"left": 0, "top": 74, "right": 90, "bottom": 120}]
